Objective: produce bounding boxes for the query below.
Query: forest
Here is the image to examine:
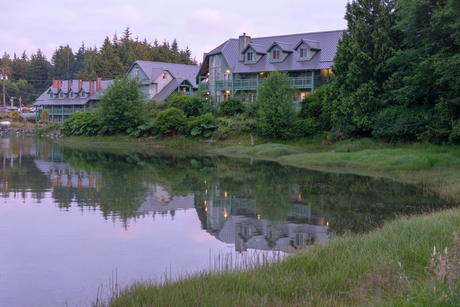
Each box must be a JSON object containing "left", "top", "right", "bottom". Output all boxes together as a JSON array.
[{"left": 0, "top": 27, "right": 196, "bottom": 105}]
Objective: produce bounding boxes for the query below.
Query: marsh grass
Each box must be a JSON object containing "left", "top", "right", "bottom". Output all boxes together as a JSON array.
[{"left": 97, "top": 210, "right": 460, "bottom": 306}]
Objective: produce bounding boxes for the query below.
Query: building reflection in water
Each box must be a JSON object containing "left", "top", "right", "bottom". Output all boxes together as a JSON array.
[{"left": 199, "top": 192, "right": 329, "bottom": 253}]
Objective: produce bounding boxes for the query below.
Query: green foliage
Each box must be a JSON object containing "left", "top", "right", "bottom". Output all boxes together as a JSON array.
[
  {"left": 146, "top": 100, "right": 169, "bottom": 120},
  {"left": 60, "top": 109, "right": 103, "bottom": 136},
  {"left": 99, "top": 76, "right": 148, "bottom": 135},
  {"left": 298, "top": 118, "right": 317, "bottom": 136},
  {"left": 169, "top": 94, "right": 203, "bottom": 117},
  {"left": 256, "top": 71, "right": 297, "bottom": 139},
  {"left": 187, "top": 113, "right": 219, "bottom": 138},
  {"left": 299, "top": 86, "right": 331, "bottom": 133},
  {"left": 36, "top": 122, "right": 61, "bottom": 135},
  {"left": 40, "top": 109, "right": 49, "bottom": 124},
  {"left": 127, "top": 122, "right": 159, "bottom": 138},
  {"left": 326, "top": 0, "right": 396, "bottom": 135},
  {"left": 11, "top": 110, "right": 20, "bottom": 121},
  {"left": 213, "top": 115, "right": 256, "bottom": 140},
  {"left": 220, "top": 97, "right": 245, "bottom": 116},
  {"left": 155, "top": 107, "right": 187, "bottom": 135}
]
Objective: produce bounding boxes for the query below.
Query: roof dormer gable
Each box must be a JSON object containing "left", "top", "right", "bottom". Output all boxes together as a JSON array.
[
  {"left": 266, "top": 41, "right": 292, "bottom": 63},
  {"left": 68, "top": 89, "right": 76, "bottom": 99},
  {"left": 294, "top": 39, "right": 321, "bottom": 61},
  {"left": 47, "top": 89, "right": 56, "bottom": 99},
  {"left": 79, "top": 88, "right": 87, "bottom": 99},
  {"left": 58, "top": 89, "right": 67, "bottom": 99},
  {"left": 242, "top": 44, "right": 266, "bottom": 64}
]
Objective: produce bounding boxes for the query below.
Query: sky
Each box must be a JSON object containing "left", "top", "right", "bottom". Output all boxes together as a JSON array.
[{"left": 1, "top": 0, "right": 349, "bottom": 64}]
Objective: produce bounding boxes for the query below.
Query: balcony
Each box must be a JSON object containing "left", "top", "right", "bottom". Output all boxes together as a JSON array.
[{"left": 215, "top": 76, "right": 313, "bottom": 92}]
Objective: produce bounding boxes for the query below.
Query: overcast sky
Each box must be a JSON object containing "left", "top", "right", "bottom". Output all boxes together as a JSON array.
[{"left": 1, "top": 0, "right": 349, "bottom": 64}]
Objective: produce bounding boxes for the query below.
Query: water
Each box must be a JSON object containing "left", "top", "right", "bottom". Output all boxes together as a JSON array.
[{"left": 0, "top": 136, "right": 453, "bottom": 306}]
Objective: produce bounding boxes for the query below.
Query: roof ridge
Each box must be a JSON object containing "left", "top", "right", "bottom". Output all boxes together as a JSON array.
[{"left": 248, "top": 29, "right": 346, "bottom": 40}]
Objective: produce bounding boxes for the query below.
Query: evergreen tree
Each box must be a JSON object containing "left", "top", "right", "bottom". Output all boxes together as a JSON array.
[
  {"left": 100, "top": 37, "right": 124, "bottom": 79},
  {"left": 29, "top": 49, "right": 51, "bottom": 93},
  {"left": 326, "top": 0, "right": 397, "bottom": 135}
]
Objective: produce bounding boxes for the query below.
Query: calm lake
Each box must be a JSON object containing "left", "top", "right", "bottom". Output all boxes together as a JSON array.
[{"left": 0, "top": 136, "right": 453, "bottom": 306}]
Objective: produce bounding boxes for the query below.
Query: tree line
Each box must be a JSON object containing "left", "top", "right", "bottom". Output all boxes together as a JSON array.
[
  {"left": 0, "top": 27, "right": 196, "bottom": 105},
  {"left": 304, "top": 0, "right": 460, "bottom": 144}
]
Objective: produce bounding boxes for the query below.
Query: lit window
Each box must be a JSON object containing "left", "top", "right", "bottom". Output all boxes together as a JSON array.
[
  {"left": 246, "top": 52, "right": 254, "bottom": 62},
  {"left": 300, "top": 91, "right": 310, "bottom": 101},
  {"left": 293, "top": 93, "right": 298, "bottom": 102},
  {"left": 300, "top": 48, "right": 309, "bottom": 58},
  {"left": 163, "top": 72, "right": 167, "bottom": 79},
  {"left": 272, "top": 50, "right": 280, "bottom": 60},
  {"left": 134, "top": 68, "right": 139, "bottom": 77}
]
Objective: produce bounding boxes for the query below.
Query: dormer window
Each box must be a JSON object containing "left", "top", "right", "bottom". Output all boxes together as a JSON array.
[
  {"left": 246, "top": 52, "right": 254, "bottom": 62},
  {"left": 69, "top": 92, "right": 74, "bottom": 99},
  {"left": 163, "top": 73, "right": 167, "bottom": 79},
  {"left": 59, "top": 91, "right": 65, "bottom": 99},
  {"left": 299, "top": 48, "right": 309, "bottom": 58},
  {"left": 80, "top": 91, "right": 86, "bottom": 98},
  {"left": 49, "top": 92, "right": 54, "bottom": 99},
  {"left": 272, "top": 50, "right": 280, "bottom": 60},
  {"left": 134, "top": 68, "right": 139, "bottom": 77}
]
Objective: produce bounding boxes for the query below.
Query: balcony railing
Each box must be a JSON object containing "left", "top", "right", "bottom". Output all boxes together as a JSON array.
[{"left": 214, "top": 76, "right": 314, "bottom": 91}]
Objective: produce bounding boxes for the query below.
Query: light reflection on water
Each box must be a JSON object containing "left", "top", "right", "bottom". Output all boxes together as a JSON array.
[{"left": 0, "top": 136, "right": 454, "bottom": 306}]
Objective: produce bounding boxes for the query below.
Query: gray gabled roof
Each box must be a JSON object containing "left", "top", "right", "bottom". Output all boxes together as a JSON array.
[
  {"left": 266, "top": 41, "right": 293, "bottom": 53},
  {"left": 202, "top": 29, "right": 344, "bottom": 74},
  {"left": 242, "top": 43, "right": 267, "bottom": 54},
  {"left": 151, "top": 78, "right": 183, "bottom": 101},
  {"left": 34, "top": 80, "right": 113, "bottom": 106},
  {"left": 132, "top": 61, "right": 200, "bottom": 88}
]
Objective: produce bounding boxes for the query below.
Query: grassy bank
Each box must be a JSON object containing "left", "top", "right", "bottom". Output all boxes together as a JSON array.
[{"left": 99, "top": 209, "right": 460, "bottom": 306}]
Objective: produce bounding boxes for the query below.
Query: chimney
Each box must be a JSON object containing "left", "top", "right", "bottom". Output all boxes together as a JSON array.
[
  {"left": 238, "top": 33, "right": 251, "bottom": 62},
  {"left": 53, "top": 79, "right": 58, "bottom": 88},
  {"left": 57, "top": 80, "right": 62, "bottom": 91},
  {"left": 78, "top": 80, "right": 83, "bottom": 91},
  {"left": 68, "top": 80, "right": 73, "bottom": 89},
  {"left": 89, "top": 80, "right": 95, "bottom": 96},
  {"left": 96, "top": 77, "right": 101, "bottom": 92}
]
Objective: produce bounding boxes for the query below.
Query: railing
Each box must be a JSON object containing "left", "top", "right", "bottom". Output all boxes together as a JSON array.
[
  {"left": 215, "top": 77, "right": 313, "bottom": 91},
  {"left": 45, "top": 108, "right": 84, "bottom": 115}
]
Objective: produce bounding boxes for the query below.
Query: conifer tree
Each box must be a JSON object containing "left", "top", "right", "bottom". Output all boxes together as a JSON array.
[{"left": 326, "top": 0, "right": 397, "bottom": 134}]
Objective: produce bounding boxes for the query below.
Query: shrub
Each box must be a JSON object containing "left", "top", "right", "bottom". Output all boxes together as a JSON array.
[
  {"left": 373, "top": 106, "right": 428, "bottom": 143},
  {"left": 146, "top": 100, "right": 168, "bottom": 120},
  {"left": 36, "top": 122, "right": 61, "bottom": 136},
  {"left": 127, "top": 122, "right": 159, "bottom": 138},
  {"left": 61, "top": 109, "right": 103, "bottom": 136},
  {"left": 214, "top": 115, "right": 256, "bottom": 140},
  {"left": 155, "top": 108, "right": 187, "bottom": 135},
  {"left": 187, "top": 113, "right": 219, "bottom": 138},
  {"left": 99, "top": 76, "right": 148, "bottom": 135},
  {"left": 220, "top": 97, "right": 245, "bottom": 116},
  {"left": 169, "top": 94, "right": 203, "bottom": 117},
  {"left": 257, "top": 71, "right": 296, "bottom": 139},
  {"left": 11, "top": 110, "right": 20, "bottom": 121},
  {"left": 299, "top": 86, "right": 331, "bottom": 132},
  {"left": 299, "top": 118, "right": 317, "bottom": 136},
  {"left": 40, "top": 109, "right": 50, "bottom": 124}
]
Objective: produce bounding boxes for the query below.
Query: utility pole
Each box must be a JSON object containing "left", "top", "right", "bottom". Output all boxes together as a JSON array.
[
  {"left": 19, "top": 97, "right": 22, "bottom": 112},
  {"left": 1, "top": 67, "right": 5, "bottom": 109}
]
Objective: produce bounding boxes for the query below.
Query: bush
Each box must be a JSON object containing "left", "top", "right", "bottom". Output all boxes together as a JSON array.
[
  {"left": 146, "top": 100, "right": 168, "bottom": 120},
  {"left": 11, "top": 110, "right": 20, "bottom": 121},
  {"left": 257, "top": 71, "right": 296, "bottom": 139},
  {"left": 213, "top": 115, "right": 256, "bottom": 140},
  {"left": 187, "top": 113, "right": 219, "bottom": 138},
  {"left": 220, "top": 97, "right": 245, "bottom": 116},
  {"left": 127, "top": 122, "right": 159, "bottom": 138},
  {"left": 40, "top": 109, "right": 50, "bottom": 124},
  {"left": 169, "top": 94, "right": 203, "bottom": 117},
  {"left": 61, "top": 109, "right": 103, "bottom": 136},
  {"left": 299, "top": 118, "right": 317, "bottom": 136},
  {"left": 299, "top": 86, "right": 331, "bottom": 132},
  {"left": 36, "top": 122, "right": 61, "bottom": 136},
  {"left": 155, "top": 108, "right": 187, "bottom": 135},
  {"left": 99, "top": 76, "right": 148, "bottom": 135}
]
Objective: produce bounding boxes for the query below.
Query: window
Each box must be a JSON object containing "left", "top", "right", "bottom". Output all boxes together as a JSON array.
[
  {"left": 59, "top": 92, "right": 64, "bottom": 99},
  {"left": 300, "top": 48, "right": 309, "bottom": 58},
  {"left": 69, "top": 92, "right": 74, "bottom": 98},
  {"left": 49, "top": 92, "right": 54, "bottom": 99},
  {"left": 293, "top": 93, "right": 298, "bottom": 102},
  {"left": 300, "top": 91, "right": 310, "bottom": 101},
  {"left": 134, "top": 68, "right": 139, "bottom": 77},
  {"left": 223, "top": 73, "right": 232, "bottom": 81},
  {"left": 216, "top": 94, "right": 221, "bottom": 103},
  {"left": 210, "top": 55, "right": 221, "bottom": 85},
  {"left": 80, "top": 91, "right": 86, "bottom": 98},
  {"left": 246, "top": 52, "right": 254, "bottom": 62},
  {"left": 272, "top": 49, "right": 280, "bottom": 60},
  {"left": 162, "top": 72, "right": 167, "bottom": 79}
]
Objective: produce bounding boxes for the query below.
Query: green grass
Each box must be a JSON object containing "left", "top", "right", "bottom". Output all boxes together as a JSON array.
[{"left": 98, "top": 210, "right": 460, "bottom": 307}]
